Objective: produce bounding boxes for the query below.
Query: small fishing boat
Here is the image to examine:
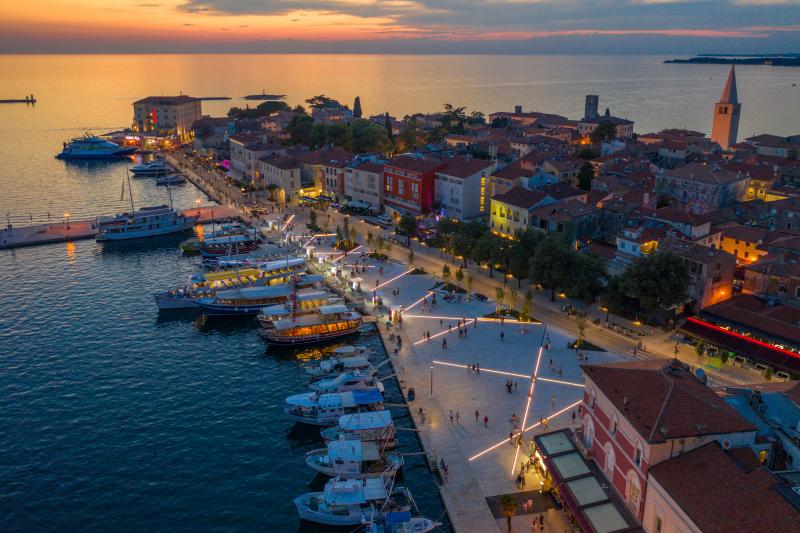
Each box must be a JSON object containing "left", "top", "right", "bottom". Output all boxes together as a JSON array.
[
  {"left": 155, "top": 174, "right": 186, "bottom": 186},
  {"left": 305, "top": 439, "right": 403, "bottom": 479},
  {"left": 321, "top": 410, "right": 396, "bottom": 449},
  {"left": 285, "top": 388, "right": 384, "bottom": 426},
  {"left": 293, "top": 476, "right": 415, "bottom": 527},
  {"left": 309, "top": 370, "right": 383, "bottom": 394},
  {"left": 365, "top": 511, "right": 441, "bottom": 533},
  {"left": 260, "top": 304, "right": 362, "bottom": 345},
  {"left": 307, "top": 354, "right": 374, "bottom": 378},
  {"left": 131, "top": 159, "right": 171, "bottom": 176}
]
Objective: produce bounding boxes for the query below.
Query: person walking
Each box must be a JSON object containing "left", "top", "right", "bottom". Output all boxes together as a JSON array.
[
  {"left": 500, "top": 331, "right": 505, "bottom": 342},
  {"left": 449, "top": 410, "right": 454, "bottom": 424},
  {"left": 475, "top": 409, "right": 480, "bottom": 422},
  {"left": 483, "top": 415, "right": 488, "bottom": 427},
  {"left": 442, "top": 338, "right": 447, "bottom": 349}
]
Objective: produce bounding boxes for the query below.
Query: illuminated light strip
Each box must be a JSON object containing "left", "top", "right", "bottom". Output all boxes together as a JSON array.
[
  {"left": 332, "top": 245, "right": 363, "bottom": 263},
  {"left": 301, "top": 233, "right": 337, "bottom": 248},
  {"left": 536, "top": 377, "right": 584, "bottom": 388},
  {"left": 375, "top": 269, "right": 414, "bottom": 290},
  {"left": 414, "top": 319, "right": 477, "bottom": 346},
  {"left": 468, "top": 400, "right": 581, "bottom": 462},
  {"left": 685, "top": 317, "right": 800, "bottom": 359},
  {"left": 402, "top": 314, "right": 537, "bottom": 325},
  {"left": 280, "top": 214, "right": 295, "bottom": 232},
  {"left": 511, "top": 326, "right": 547, "bottom": 475},
  {"left": 432, "top": 360, "right": 531, "bottom": 380},
  {"left": 403, "top": 292, "right": 433, "bottom": 313}
]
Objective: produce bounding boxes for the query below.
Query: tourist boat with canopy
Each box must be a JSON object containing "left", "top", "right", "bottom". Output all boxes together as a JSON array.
[
  {"left": 153, "top": 260, "right": 307, "bottom": 310},
  {"left": 155, "top": 174, "right": 186, "bottom": 186},
  {"left": 321, "top": 410, "right": 396, "bottom": 449},
  {"left": 304, "top": 439, "right": 403, "bottom": 479},
  {"left": 96, "top": 205, "right": 198, "bottom": 241},
  {"left": 180, "top": 224, "right": 257, "bottom": 254},
  {"left": 293, "top": 476, "right": 416, "bottom": 527},
  {"left": 260, "top": 304, "right": 362, "bottom": 345},
  {"left": 195, "top": 275, "right": 322, "bottom": 317},
  {"left": 256, "top": 290, "right": 345, "bottom": 325},
  {"left": 285, "top": 388, "right": 384, "bottom": 426},
  {"left": 197, "top": 234, "right": 263, "bottom": 257},
  {"left": 130, "top": 159, "right": 171, "bottom": 175}
]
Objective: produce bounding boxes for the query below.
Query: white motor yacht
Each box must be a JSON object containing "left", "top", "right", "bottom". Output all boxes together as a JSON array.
[{"left": 285, "top": 388, "right": 384, "bottom": 426}]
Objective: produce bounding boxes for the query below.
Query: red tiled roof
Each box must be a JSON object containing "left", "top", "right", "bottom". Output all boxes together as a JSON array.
[
  {"left": 493, "top": 162, "right": 534, "bottom": 180},
  {"left": 530, "top": 199, "right": 596, "bottom": 222},
  {"left": 648, "top": 442, "right": 800, "bottom": 533},
  {"left": 437, "top": 156, "right": 494, "bottom": 179},
  {"left": 701, "top": 294, "right": 800, "bottom": 345},
  {"left": 134, "top": 95, "right": 198, "bottom": 105},
  {"left": 582, "top": 359, "right": 755, "bottom": 443},
  {"left": 354, "top": 162, "right": 384, "bottom": 173},
  {"left": 385, "top": 156, "right": 444, "bottom": 175},
  {"left": 492, "top": 187, "right": 551, "bottom": 210},
  {"left": 721, "top": 224, "right": 769, "bottom": 244}
]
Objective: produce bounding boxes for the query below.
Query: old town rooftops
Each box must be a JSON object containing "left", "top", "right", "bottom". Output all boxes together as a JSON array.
[
  {"left": 582, "top": 359, "right": 755, "bottom": 443},
  {"left": 648, "top": 441, "right": 800, "bottom": 532}
]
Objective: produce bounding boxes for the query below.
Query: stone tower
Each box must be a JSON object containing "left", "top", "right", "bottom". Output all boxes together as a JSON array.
[
  {"left": 584, "top": 95, "right": 599, "bottom": 121},
  {"left": 711, "top": 66, "right": 741, "bottom": 150}
]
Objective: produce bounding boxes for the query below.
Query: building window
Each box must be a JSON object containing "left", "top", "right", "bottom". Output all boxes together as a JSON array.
[{"left": 778, "top": 283, "right": 787, "bottom": 293}]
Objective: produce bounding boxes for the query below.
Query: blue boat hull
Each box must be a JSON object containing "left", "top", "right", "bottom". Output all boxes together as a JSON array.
[{"left": 56, "top": 148, "right": 136, "bottom": 160}]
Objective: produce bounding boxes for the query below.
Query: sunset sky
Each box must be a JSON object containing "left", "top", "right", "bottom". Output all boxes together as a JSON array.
[{"left": 1, "top": 0, "right": 799, "bottom": 53}]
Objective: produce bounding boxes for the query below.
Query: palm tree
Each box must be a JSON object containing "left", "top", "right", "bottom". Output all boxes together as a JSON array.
[
  {"left": 407, "top": 249, "right": 415, "bottom": 270},
  {"left": 366, "top": 231, "right": 374, "bottom": 253},
  {"left": 495, "top": 287, "right": 506, "bottom": 313},
  {"left": 466, "top": 273, "right": 474, "bottom": 301},
  {"left": 509, "top": 287, "right": 519, "bottom": 313},
  {"left": 442, "top": 264, "right": 452, "bottom": 288},
  {"left": 575, "top": 313, "right": 587, "bottom": 350},
  {"left": 500, "top": 495, "right": 518, "bottom": 533}
]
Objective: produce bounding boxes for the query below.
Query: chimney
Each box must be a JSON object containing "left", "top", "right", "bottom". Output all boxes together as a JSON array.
[{"left": 514, "top": 105, "right": 523, "bottom": 114}]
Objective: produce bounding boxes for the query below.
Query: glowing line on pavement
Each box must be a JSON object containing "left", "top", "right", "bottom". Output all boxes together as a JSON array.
[
  {"left": 403, "top": 292, "right": 433, "bottom": 312},
  {"left": 375, "top": 269, "right": 414, "bottom": 290},
  {"left": 512, "top": 325, "right": 547, "bottom": 475},
  {"left": 467, "top": 400, "right": 581, "bottom": 462},
  {"left": 280, "top": 214, "right": 295, "bottom": 232},
  {"left": 402, "top": 314, "right": 537, "bottom": 325},
  {"left": 537, "top": 377, "right": 584, "bottom": 388},
  {"left": 332, "top": 245, "right": 362, "bottom": 263},
  {"left": 431, "top": 360, "right": 531, "bottom": 380},
  {"left": 301, "top": 233, "right": 337, "bottom": 248},
  {"left": 414, "top": 319, "right": 476, "bottom": 345}
]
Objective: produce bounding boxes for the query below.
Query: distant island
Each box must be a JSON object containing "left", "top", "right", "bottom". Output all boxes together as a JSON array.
[
  {"left": 665, "top": 54, "right": 800, "bottom": 67},
  {"left": 197, "top": 96, "right": 231, "bottom": 101}
]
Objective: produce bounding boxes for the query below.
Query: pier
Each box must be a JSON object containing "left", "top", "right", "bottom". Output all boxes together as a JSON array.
[{"left": 0, "top": 219, "right": 96, "bottom": 249}]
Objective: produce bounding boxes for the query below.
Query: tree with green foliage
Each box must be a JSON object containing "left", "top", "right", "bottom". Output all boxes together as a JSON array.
[
  {"left": 617, "top": 252, "right": 690, "bottom": 325},
  {"left": 695, "top": 341, "right": 706, "bottom": 365},
  {"left": 565, "top": 253, "right": 606, "bottom": 303},
  {"left": 335, "top": 225, "right": 343, "bottom": 246},
  {"left": 227, "top": 100, "right": 291, "bottom": 120},
  {"left": 309, "top": 209, "right": 317, "bottom": 229},
  {"left": 375, "top": 235, "right": 384, "bottom": 255},
  {"left": 501, "top": 495, "right": 518, "bottom": 533},
  {"left": 287, "top": 114, "right": 314, "bottom": 146},
  {"left": 520, "top": 291, "right": 533, "bottom": 323},
  {"left": 575, "top": 313, "right": 587, "bottom": 349},
  {"left": 509, "top": 247, "right": 531, "bottom": 287},
  {"left": 466, "top": 273, "right": 474, "bottom": 301},
  {"left": 473, "top": 233, "right": 499, "bottom": 277},
  {"left": 529, "top": 235, "right": 573, "bottom": 301},
  {"left": 305, "top": 94, "right": 340, "bottom": 109},
  {"left": 577, "top": 162, "right": 595, "bottom": 191},
  {"left": 383, "top": 239, "right": 392, "bottom": 256},
  {"left": 351, "top": 119, "right": 390, "bottom": 153},
  {"left": 398, "top": 214, "right": 418, "bottom": 246},
  {"left": 455, "top": 267, "right": 464, "bottom": 285},
  {"left": 452, "top": 233, "right": 474, "bottom": 268},
  {"left": 491, "top": 117, "right": 510, "bottom": 128},
  {"left": 441, "top": 264, "right": 452, "bottom": 287},
  {"left": 353, "top": 96, "right": 362, "bottom": 118},
  {"left": 509, "top": 287, "right": 519, "bottom": 312},
  {"left": 366, "top": 231, "right": 374, "bottom": 253},
  {"left": 590, "top": 120, "right": 617, "bottom": 144},
  {"left": 495, "top": 287, "right": 506, "bottom": 312},
  {"left": 407, "top": 249, "right": 415, "bottom": 269},
  {"left": 383, "top": 113, "right": 394, "bottom": 142},
  {"left": 468, "top": 111, "right": 485, "bottom": 125},
  {"left": 577, "top": 147, "right": 599, "bottom": 160}
]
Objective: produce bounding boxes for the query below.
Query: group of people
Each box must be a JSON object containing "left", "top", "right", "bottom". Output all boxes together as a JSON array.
[
  {"left": 474, "top": 409, "right": 489, "bottom": 427},
  {"left": 467, "top": 363, "right": 481, "bottom": 374},
  {"left": 505, "top": 379, "right": 518, "bottom": 393},
  {"left": 448, "top": 409, "right": 461, "bottom": 424}
]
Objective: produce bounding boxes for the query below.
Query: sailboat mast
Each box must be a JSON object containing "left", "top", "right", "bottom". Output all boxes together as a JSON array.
[{"left": 125, "top": 163, "right": 135, "bottom": 212}]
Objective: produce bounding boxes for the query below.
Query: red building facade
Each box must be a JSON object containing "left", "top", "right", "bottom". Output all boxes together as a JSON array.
[{"left": 383, "top": 156, "right": 444, "bottom": 215}]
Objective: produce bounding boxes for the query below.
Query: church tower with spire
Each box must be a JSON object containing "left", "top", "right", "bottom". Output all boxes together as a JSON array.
[{"left": 711, "top": 66, "right": 741, "bottom": 150}]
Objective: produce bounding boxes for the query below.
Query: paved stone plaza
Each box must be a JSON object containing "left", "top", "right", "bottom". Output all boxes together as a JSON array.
[{"left": 314, "top": 243, "right": 629, "bottom": 532}]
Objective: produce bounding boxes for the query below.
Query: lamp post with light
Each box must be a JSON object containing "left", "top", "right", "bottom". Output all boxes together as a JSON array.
[
  {"left": 430, "top": 363, "right": 434, "bottom": 396},
  {"left": 64, "top": 212, "right": 70, "bottom": 230},
  {"left": 195, "top": 198, "right": 202, "bottom": 217}
]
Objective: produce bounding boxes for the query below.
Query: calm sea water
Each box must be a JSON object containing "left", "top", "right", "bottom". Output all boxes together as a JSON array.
[{"left": 0, "top": 54, "right": 798, "bottom": 531}]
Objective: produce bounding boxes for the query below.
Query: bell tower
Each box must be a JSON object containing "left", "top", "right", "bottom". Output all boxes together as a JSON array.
[{"left": 711, "top": 66, "right": 741, "bottom": 150}]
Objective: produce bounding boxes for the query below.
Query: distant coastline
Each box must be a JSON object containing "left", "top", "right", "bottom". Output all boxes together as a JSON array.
[{"left": 665, "top": 54, "right": 800, "bottom": 67}]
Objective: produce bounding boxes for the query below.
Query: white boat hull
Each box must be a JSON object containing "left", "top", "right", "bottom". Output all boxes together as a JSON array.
[{"left": 96, "top": 219, "right": 197, "bottom": 241}]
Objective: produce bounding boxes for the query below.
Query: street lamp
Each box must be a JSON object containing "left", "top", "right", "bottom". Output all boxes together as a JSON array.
[
  {"left": 195, "top": 198, "right": 202, "bottom": 217},
  {"left": 430, "top": 363, "right": 434, "bottom": 396},
  {"left": 63, "top": 212, "right": 70, "bottom": 229}
]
